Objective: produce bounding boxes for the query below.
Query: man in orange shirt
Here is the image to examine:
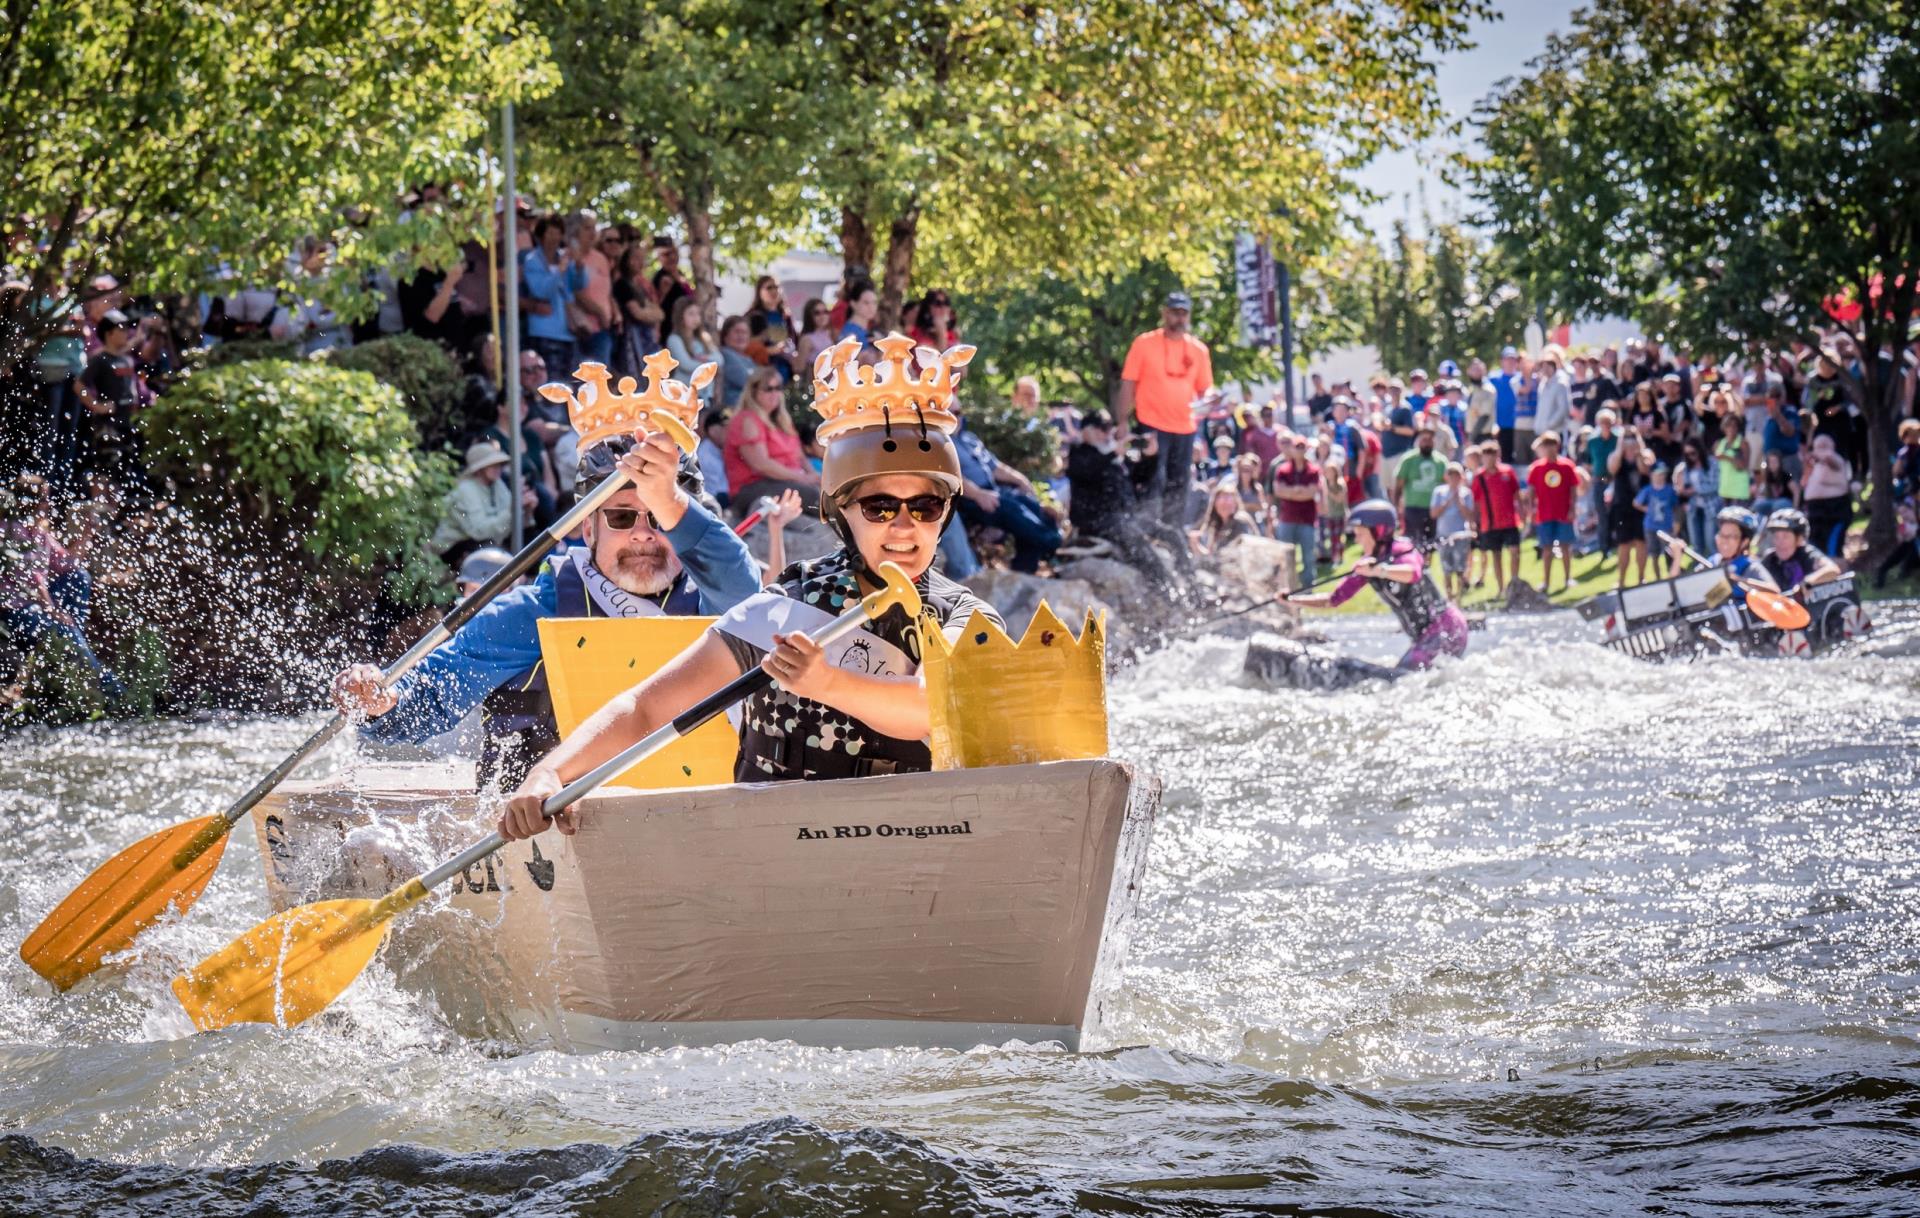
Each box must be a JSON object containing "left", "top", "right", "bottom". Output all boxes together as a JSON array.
[{"left": 1115, "top": 290, "right": 1213, "bottom": 527}]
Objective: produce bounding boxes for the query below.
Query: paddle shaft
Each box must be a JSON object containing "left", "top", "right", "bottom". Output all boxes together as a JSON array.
[
  {"left": 420, "top": 589, "right": 892, "bottom": 892},
  {"left": 1656, "top": 528, "right": 1773, "bottom": 593},
  {"left": 1656, "top": 529, "right": 1715, "bottom": 571},
  {"left": 1176, "top": 563, "right": 1365, "bottom": 636},
  {"left": 211, "top": 470, "right": 637, "bottom": 832}
]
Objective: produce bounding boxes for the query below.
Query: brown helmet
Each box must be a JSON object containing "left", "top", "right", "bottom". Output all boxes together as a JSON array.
[{"left": 819, "top": 419, "right": 964, "bottom": 506}]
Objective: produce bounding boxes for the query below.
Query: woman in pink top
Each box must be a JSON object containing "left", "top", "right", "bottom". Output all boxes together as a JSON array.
[{"left": 723, "top": 365, "right": 820, "bottom": 517}]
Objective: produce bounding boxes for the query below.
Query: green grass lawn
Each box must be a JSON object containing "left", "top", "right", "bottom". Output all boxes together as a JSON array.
[{"left": 1311, "top": 536, "right": 1641, "bottom": 616}]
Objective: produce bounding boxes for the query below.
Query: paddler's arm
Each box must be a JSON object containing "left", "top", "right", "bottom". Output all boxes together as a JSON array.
[
  {"left": 1798, "top": 549, "right": 1841, "bottom": 588},
  {"left": 1288, "top": 564, "right": 1375, "bottom": 609},
  {"left": 1363, "top": 561, "right": 1418, "bottom": 584},
  {"left": 343, "top": 575, "right": 557, "bottom": 743},
  {"left": 500, "top": 630, "right": 745, "bottom": 839}
]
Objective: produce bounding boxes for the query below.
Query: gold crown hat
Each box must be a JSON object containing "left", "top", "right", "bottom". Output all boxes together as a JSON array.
[
  {"left": 535, "top": 350, "right": 710, "bottom": 454},
  {"left": 919, "top": 606, "right": 1108, "bottom": 770},
  {"left": 811, "top": 332, "right": 974, "bottom": 442}
]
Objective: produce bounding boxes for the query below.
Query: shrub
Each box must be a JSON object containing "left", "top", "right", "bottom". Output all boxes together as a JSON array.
[
  {"left": 321, "top": 334, "right": 467, "bottom": 453},
  {"left": 135, "top": 360, "right": 454, "bottom": 708},
  {"left": 1, "top": 630, "right": 106, "bottom": 728},
  {"left": 963, "top": 394, "right": 1060, "bottom": 481},
  {"left": 194, "top": 337, "right": 301, "bottom": 369}
]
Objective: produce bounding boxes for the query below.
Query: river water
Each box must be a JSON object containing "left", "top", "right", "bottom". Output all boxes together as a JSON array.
[{"left": 4, "top": 609, "right": 1919, "bottom": 1215}]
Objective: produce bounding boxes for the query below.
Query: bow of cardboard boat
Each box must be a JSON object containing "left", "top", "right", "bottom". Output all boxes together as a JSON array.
[{"left": 248, "top": 606, "right": 1159, "bottom": 1052}]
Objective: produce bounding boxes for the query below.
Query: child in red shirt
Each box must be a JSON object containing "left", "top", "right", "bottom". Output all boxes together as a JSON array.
[{"left": 1470, "top": 439, "right": 1523, "bottom": 594}]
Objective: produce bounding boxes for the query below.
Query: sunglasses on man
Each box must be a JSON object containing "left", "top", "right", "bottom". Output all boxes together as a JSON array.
[
  {"left": 598, "top": 507, "right": 661, "bottom": 532},
  {"left": 852, "top": 493, "right": 949, "bottom": 524}
]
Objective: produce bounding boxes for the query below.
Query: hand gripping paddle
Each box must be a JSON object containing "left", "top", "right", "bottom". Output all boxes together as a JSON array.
[{"left": 170, "top": 564, "right": 922, "bottom": 1031}]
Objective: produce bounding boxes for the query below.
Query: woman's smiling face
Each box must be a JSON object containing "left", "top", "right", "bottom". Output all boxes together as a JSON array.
[{"left": 840, "top": 473, "right": 949, "bottom": 581}]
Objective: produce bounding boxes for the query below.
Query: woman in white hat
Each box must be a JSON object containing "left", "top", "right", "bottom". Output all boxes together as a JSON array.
[{"left": 431, "top": 439, "right": 533, "bottom": 566}]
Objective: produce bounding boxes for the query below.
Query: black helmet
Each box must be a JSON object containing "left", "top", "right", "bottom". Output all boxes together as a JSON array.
[
  {"left": 1764, "top": 507, "right": 1809, "bottom": 536},
  {"left": 1348, "top": 498, "right": 1398, "bottom": 536},
  {"left": 574, "top": 435, "right": 719, "bottom": 519},
  {"left": 1716, "top": 505, "right": 1760, "bottom": 539}
]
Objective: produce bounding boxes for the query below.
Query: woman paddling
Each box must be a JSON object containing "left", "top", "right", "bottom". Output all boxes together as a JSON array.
[
  {"left": 1285, "top": 499, "right": 1469, "bottom": 671},
  {"left": 498, "top": 334, "right": 1003, "bottom": 841}
]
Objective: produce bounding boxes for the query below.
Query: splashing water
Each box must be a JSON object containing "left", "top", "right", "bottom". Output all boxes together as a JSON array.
[{"left": 3, "top": 608, "right": 1918, "bottom": 1214}]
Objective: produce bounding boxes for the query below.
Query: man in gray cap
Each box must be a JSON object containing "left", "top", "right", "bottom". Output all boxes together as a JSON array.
[{"left": 1113, "top": 289, "right": 1214, "bottom": 529}]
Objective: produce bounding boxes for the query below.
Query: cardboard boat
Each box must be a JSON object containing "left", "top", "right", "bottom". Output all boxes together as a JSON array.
[
  {"left": 249, "top": 757, "right": 1159, "bottom": 1052},
  {"left": 1575, "top": 568, "right": 1871, "bottom": 660},
  {"left": 1242, "top": 631, "right": 1403, "bottom": 689}
]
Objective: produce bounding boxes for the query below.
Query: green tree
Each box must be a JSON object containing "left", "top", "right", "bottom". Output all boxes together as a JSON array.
[
  {"left": 1469, "top": 0, "right": 1920, "bottom": 563},
  {"left": 519, "top": 0, "right": 815, "bottom": 328},
  {"left": 807, "top": 0, "right": 1490, "bottom": 330},
  {"left": 0, "top": 0, "right": 551, "bottom": 361},
  {"left": 1292, "top": 221, "right": 1530, "bottom": 374},
  {"left": 957, "top": 255, "right": 1277, "bottom": 410}
]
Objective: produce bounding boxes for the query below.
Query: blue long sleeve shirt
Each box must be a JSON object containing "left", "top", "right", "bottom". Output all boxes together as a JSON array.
[
  {"left": 361, "top": 498, "right": 759, "bottom": 745},
  {"left": 521, "top": 248, "right": 587, "bottom": 343}
]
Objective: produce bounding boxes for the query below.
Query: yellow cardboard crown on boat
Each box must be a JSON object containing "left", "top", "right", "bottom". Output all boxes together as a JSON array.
[{"left": 919, "top": 605, "right": 1107, "bottom": 770}]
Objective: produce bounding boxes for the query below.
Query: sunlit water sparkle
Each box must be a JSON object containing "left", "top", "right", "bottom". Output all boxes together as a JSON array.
[{"left": 3, "top": 607, "right": 1918, "bottom": 1214}]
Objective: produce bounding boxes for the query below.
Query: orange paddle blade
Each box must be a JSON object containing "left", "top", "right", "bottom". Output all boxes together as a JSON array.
[
  {"left": 172, "top": 879, "right": 428, "bottom": 1031},
  {"left": 21, "top": 815, "right": 232, "bottom": 991},
  {"left": 1746, "top": 587, "right": 1811, "bottom": 631}
]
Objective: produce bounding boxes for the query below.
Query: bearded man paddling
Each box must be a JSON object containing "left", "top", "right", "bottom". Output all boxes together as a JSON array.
[{"left": 331, "top": 430, "right": 761, "bottom": 788}]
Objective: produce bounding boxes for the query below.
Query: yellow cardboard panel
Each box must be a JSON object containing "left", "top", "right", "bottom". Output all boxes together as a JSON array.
[
  {"left": 921, "top": 606, "right": 1108, "bottom": 770},
  {"left": 536, "top": 617, "right": 739, "bottom": 789}
]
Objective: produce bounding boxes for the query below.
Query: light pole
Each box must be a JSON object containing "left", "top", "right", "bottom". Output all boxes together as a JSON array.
[{"left": 502, "top": 100, "right": 523, "bottom": 550}]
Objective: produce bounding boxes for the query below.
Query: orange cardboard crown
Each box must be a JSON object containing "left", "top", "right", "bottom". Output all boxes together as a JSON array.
[
  {"left": 811, "top": 333, "right": 974, "bottom": 443},
  {"left": 537, "top": 351, "right": 711, "bottom": 451}
]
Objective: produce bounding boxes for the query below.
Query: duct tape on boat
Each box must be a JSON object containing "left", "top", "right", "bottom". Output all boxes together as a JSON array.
[{"left": 796, "top": 820, "right": 973, "bottom": 841}]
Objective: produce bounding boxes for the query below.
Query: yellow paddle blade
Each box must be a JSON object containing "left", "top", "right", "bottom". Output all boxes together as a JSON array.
[
  {"left": 1747, "top": 587, "right": 1811, "bottom": 631},
  {"left": 172, "top": 879, "right": 429, "bottom": 1031},
  {"left": 21, "top": 814, "right": 232, "bottom": 991}
]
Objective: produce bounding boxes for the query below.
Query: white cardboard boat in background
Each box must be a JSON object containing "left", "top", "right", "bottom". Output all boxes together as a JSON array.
[{"left": 250, "top": 758, "right": 1159, "bottom": 1052}]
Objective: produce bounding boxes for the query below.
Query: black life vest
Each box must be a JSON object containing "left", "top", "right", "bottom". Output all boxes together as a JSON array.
[
  {"left": 733, "top": 552, "right": 997, "bottom": 784},
  {"left": 1367, "top": 541, "right": 1452, "bottom": 642},
  {"left": 477, "top": 554, "right": 704, "bottom": 790}
]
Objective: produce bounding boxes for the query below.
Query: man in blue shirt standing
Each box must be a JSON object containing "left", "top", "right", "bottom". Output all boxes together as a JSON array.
[
  {"left": 1488, "top": 346, "right": 1521, "bottom": 463},
  {"left": 522, "top": 214, "right": 588, "bottom": 381},
  {"left": 1761, "top": 383, "right": 1803, "bottom": 479},
  {"left": 330, "top": 431, "right": 762, "bottom": 789}
]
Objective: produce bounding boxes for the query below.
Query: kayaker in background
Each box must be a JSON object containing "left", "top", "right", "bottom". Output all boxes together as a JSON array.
[
  {"left": 329, "top": 432, "right": 761, "bottom": 789},
  {"left": 1663, "top": 506, "right": 1778, "bottom": 608},
  {"left": 1758, "top": 508, "right": 1840, "bottom": 596},
  {"left": 1284, "top": 498, "right": 1470, "bottom": 672},
  {"left": 499, "top": 334, "right": 1005, "bottom": 840}
]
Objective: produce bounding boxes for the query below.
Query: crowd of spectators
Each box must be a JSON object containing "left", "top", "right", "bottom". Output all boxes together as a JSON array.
[
  {"left": 8, "top": 193, "right": 1920, "bottom": 699},
  {"left": 1105, "top": 324, "right": 1920, "bottom": 601}
]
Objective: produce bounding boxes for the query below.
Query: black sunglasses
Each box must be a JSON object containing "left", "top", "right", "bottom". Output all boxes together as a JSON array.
[
  {"left": 853, "top": 493, "right": 949, "bottom": 524},
  {"left": 598, "top": 507, "right": 660, "bottom": 532}
]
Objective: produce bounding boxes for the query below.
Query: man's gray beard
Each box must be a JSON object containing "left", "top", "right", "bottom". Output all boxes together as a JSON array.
[{"left": 607, "top": 554, "right": 675, "bottom": 596}]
